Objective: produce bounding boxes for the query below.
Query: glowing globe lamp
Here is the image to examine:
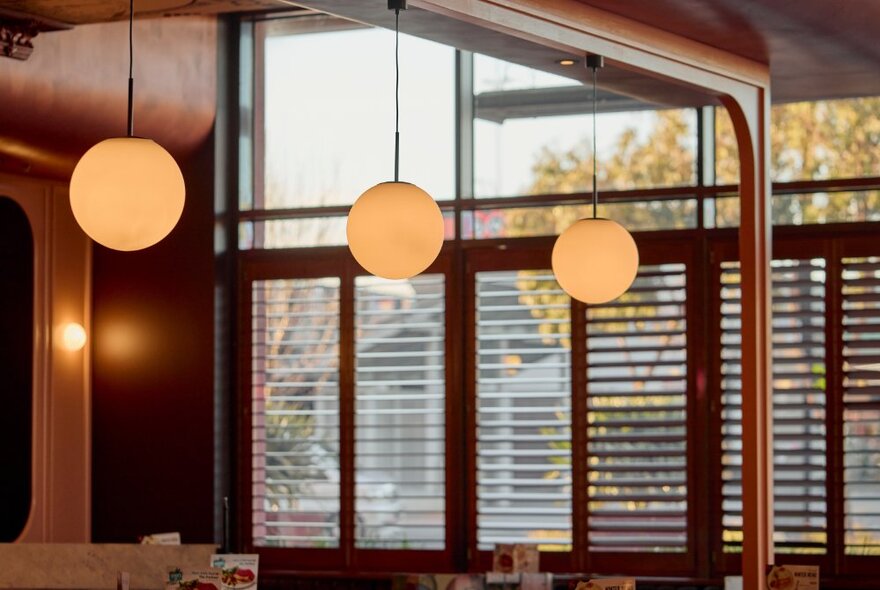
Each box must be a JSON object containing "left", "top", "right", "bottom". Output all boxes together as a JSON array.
[
  {"left": 347, "top": 181, "right": 444, "bottom": 280},
  {"left": 551, "top": 217, "right": 639, "bottom": 304},
  {"left": 70, "top": 137, "right": 185, "bottom": 251}
]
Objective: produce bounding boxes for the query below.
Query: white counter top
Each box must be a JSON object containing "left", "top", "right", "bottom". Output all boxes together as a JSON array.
[{"left": 0, "top": 543, "right": 217, "bottom": 589}]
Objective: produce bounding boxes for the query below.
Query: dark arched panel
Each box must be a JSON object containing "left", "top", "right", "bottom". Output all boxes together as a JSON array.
[{"left": 0, "top": 196, "right": 34, "bottom": 541}]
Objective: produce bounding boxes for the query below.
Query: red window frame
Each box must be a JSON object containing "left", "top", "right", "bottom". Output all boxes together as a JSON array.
[
  {"left": 238, "top": 248, "right": 462, "bottom": 573},
  {"left": 462, "top": 233, "right": 703, "bottom": 576},
  {"left": 708, "top": 226, "right": 880, "bottom": 582}
]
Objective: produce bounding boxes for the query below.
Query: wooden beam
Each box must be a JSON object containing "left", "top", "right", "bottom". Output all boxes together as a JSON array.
[
  {"left": 411, "top": 0, "right": 768, "bottom": 91},
  {"left": 721, "top": 89, "right": 775, "bottom": 582}
]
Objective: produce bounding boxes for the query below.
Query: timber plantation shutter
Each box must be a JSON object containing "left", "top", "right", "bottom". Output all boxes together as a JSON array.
[
  {"left": 841, "top": 257, "right": 880, "bottom": 556},
  {"left": 719, "top": 258, "right": 828, "bottom": 554},
  {"left": 251, "top": 278, "right": 342, "bottom": 548},
  {"left": 474, "top": 263, "right": 691, "bottom": 554},
  {"left": 354, "top": 274, "right": 447, "bottom": 550},
  {"left": 585, "top": 263, "right": 689, "bottom": 552},
  {"left": 475, "top": 270, "right": 573, "bottom": 550}
]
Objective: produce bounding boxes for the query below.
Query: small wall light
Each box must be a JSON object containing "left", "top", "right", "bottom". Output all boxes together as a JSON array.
[{"left": 61, "top": 322, "right": 87, "bottom": 351}]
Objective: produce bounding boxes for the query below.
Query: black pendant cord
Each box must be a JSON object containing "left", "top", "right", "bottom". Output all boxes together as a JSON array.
[
  {"left": 590, "top": 61, "right": 598, "bottom": 219},
  {"left": 126, "top": 0, "right": 134, "bottom": 137},
  {"left": 393, "top": 7, "right": 400, "bottom": 182}
]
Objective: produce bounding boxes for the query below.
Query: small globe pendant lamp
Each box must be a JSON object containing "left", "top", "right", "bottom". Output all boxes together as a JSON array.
[
  {"left": 69, "top": 0, "right": 184, "bottom": 251},
  {"left": 552, "top": 55, "right": 639, "bottom": 304},
  {"left": 346, "top": 0, "right": 444, "bottom": 280}
]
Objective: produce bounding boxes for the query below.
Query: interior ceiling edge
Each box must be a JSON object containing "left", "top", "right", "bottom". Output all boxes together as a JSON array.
[{"left": 283, "top": 0, "right": 717, "bottom": 110}]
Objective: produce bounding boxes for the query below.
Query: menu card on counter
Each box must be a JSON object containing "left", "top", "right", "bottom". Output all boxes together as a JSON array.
[
  {"left": 210, "top": 554, "right": 259, "bottom": 590},
  {"left": 576, "top": 579, "right": 636, "bottom": 590},
  {"left": 165, "top": 567, "right": 221, "bottom": 590},
  {"left": 492, "top": 544, "right": 539, "bottom": 573},
  {"left": 140, "top": 532, "right": 182, "bottom": 545},
  {"left": 486, "top": 573, "right": 552, "bottom": 590},
  {"left": 768, "top": 565, "right": 819, "bottom": 590}
]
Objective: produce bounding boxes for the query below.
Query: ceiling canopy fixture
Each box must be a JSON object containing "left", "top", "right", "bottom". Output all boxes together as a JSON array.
[
  {"left": 551, "top": 55, "right": 639, "bottom": 304},
  {"left": 346, "top": 0, "right": 444, "bottom": 280},
  {"left": 69, "top": 0, "right": 185, "bottom": 251}
]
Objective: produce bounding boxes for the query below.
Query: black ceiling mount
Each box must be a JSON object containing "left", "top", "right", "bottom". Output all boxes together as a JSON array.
[
  {"left": 0, "top": 8, "right": 70, "bottom": 61},
  {"left": 388, "top": 0, "right": 407, "bottom": 11},
  {"left": 586, "top": 54, "right": 604, "bottom": 70}
]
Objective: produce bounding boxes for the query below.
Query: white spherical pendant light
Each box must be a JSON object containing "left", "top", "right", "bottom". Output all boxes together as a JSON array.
[
  {"left": 347, "top": 181, "right": 444, "bottom": 280},
  {"left": 552, "top": 217, "right": 638, "bottom": 304},
  {"left": 69, "top": 0, "right": 185, "bottom": 252},
  {"left": 70, "top": 137, "right": 185, "bottom": 251},
  {"left": 347, "top": 0, "right": 443, "bottom": 280},
  {"left": 551, "top": 54, "right": 639, "bottom": 304}
]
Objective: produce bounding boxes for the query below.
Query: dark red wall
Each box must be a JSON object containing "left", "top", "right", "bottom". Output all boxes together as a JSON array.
[
  {"left": 90, "top": 137, "right": 217, "bottom": 543},
  {"left": 0, "top": 16, "right": 221, "bottom": 543}
]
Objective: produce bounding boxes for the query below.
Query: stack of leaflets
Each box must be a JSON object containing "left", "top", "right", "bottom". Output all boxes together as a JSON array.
[
  {"left": 164, "top": 567, "right": 221, "bottom": 590},
  {"left": 492, "top": 544, "right": 539, "bottom": 574},
  {"left": 164, "top": 553, "right": 259, "bottom": 590},
  {"left": 211, "top": 554, "right": 259, "bottom": 590},
  {"left": 767, "top": 565, "right": 819, "bottom": 590},
  {"left": 575, "top": 579, "right": 636, "bottom": 590}
]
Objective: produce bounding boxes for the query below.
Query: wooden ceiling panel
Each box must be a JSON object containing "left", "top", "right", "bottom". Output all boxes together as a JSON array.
[
  {"left": 2, "top": 0, "right": 877, "bottom": 103},
  {"left": 282, "top": 0, "right": 717, "bottom": 109},
  {"left": 573, "top": 0, "right": 880, "bottom": 102},
  {"left": 0, "top": 0, "right": 284, "bottom": 25}
]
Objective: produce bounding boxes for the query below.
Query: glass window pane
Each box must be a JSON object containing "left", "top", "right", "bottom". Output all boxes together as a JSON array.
[
  {"left": 474, "top": 53, "right": 580, "bottom": 93},
  {"left": 251, "top": 278, "right": 341, "bottom": 548},
  {"left": 475, "top": 109, "right": 697, "bottom": 198},
  {"left": 464, "top": 199, "right": 697, "bottom": 239},
  {"left": 355, "top": 274, "right": 446, "bottom": 550},
  {"left": 262, "top": 23, "right": 455, "bottom": 208},
  {"left": 238, "top": 211, "right": 456, "bottom": 250},
  {"left": 714, "top": 191, "right": 880, "bottom": 228},
  {"left": 716, "top": 97, "right": 880, "bottom": 184},
  {"left": 715, "top": 107, "right": 739, "bottom": 186},
  {"left": 773, "top": 191, "right": 880, "bottom": 225}
]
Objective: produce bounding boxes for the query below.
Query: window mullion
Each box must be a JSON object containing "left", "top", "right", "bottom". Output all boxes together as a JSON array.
[
  {"left": 464, "top": 261, "right": 479, "bottom": 570},
  {"left": 339, "top": 267, "right": 356, "bottom": 567},
  {"left": 825, "top": 239, "right": 844, "bottom": 575},
  {"left": 689, "top": 238, "right": 714, "bottom": 577},
  {"left": 571, "top": 298, "right": 589, "bottom": 571}
]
